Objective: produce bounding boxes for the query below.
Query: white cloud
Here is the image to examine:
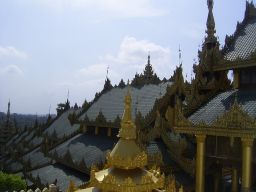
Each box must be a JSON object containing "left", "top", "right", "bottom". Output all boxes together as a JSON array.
[
  {"left": 180, "top": 23, "right": 205, "bottom": 40},
  {"left": 0, "top": 46, "right": 28, "bottom": 59},
  {"left": 75, "top": 36, "right": 173, "bottom": 90},
  {"left": 102, "top": 36, "right": 173, "bottom": 80},
  {"left": 52, "top": 36, "right": 174, "bottom": 105},
  {"left": 28, "top": 0, "right": 166, "bottom": 18},
  {"left": 77, "top": 64, "right": 107, "bottom": 79},
  {"left": 0, "top": 65, "right": 24, "bottom": 77}
]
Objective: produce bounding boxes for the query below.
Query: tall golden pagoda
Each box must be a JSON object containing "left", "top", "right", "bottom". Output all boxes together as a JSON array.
[{"left": 76, "top": 86, "right": 165, "bottom": 192}]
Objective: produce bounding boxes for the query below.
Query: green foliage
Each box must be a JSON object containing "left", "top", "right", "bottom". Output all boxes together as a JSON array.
[{"left": 0, "top": 172, "right": 26, "bottom": 192}]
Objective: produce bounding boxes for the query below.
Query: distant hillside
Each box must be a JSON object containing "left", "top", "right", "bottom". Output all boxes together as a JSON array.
[{"left": 0, "top": 112, "right": 56, "bottom": 130}]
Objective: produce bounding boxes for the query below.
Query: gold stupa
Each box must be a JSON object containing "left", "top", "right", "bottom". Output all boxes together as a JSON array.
[{"left": 76, "top": 86, "right": 164, "bottom": 192}]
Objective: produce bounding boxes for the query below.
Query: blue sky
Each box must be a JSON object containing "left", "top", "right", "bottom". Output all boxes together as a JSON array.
[{"left": 0, "top": 0, "right": 248, "bottom": 114}]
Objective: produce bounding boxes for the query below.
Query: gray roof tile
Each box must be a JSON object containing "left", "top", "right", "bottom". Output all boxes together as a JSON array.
[
  {"left": 189, "top": 89, "right": 256, "bottom": 125},
  {"left": 80, "top": 82, "right": 172, "bottom": 122},
  {"left": 224, "top": 17, "right": 256, "bottom": 61},
  {"left": 44, "top": 109, "right": 81, "bottom": 138},
  {"left": 22, "top": 147, "right": 51, "bottom": 168},
  {"left": 5, "top": 161, "right": 23, "bottom": 173},
  {"left": 50, "top": 134, "right": 117, "bottom": 168},
  {"left": 28, "top": 163, "right": 87, "bottom": 191}
]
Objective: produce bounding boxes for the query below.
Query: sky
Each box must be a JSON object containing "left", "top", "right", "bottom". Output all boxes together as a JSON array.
[{"left": 0, "top": 0, "right": 249, "bottom": 114}]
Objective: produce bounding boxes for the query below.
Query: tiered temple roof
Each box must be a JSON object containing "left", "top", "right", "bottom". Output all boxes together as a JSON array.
[
  {"left": 224, "top": 2, "right": 256, "bottom": 62},
  {"left": 80, "top": 82, "right": 171, "bottom": 122},
  {"left": 189, "top": 89, "right": 256, "bottom": 125}
]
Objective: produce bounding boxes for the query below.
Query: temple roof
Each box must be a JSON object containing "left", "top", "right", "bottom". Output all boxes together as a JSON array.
[
  {"left": 189, "top": 89, "right": 256, "bottom": 125},
  {"left": 28, "top": 163, "right": 87, "bottom": 191},
  {"left": 80, "top": 82, "right": 171, "bottom": 122},
  {"left": 29, "top": 136, "right": 43, "bottom": 147},
  {"left": 12, "top": 130, "right": 29, "bottom": 144},
  {"left": 50, "top": 133, "right": 117, "bottom": 168},
  {"left": 44, "top": 108, "right": 81, "bottom": 138},
  {"left": 224, "top": 18, "right": 256, "bottom": 61},
  {"left": 4, "top": 161, "right": 23, "bottom": 173},
  {"left": 5, "top": 133, "right": 20, "bottom": 146},
  {"left": 22, "top": 147, "right": 51, "bottom": 169},
  {"left": 147, "top": 140, "right": 173, "bottom": 165},
  {"left": 224, "top": 2, "right": 256, "bottom": 61}
]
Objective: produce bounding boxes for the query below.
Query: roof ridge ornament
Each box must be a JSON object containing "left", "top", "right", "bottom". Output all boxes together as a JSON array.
[
  {"left": 213, "top": 97, "right": 256, "bottom": 130},
  {"left": 147, "top": 52, "right": 151, "bottom": 65},
  {"left": 206, "top": 0, "right": 216, "bottom": 42}
]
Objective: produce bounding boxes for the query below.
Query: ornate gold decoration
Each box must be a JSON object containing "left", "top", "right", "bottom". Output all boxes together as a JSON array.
[
  {"left": 90, "top": 170, "right": 165, "bottom": 192},
  {"left": 174, "top": 99, "right": 256, "bottom": 138},
  {"left": 167, "top": 178, "right": 176, "bottom": 192},
  {"left": 213, "top": 99, "right": 256, "bottom": 130},
  {"left": 103, "top": 174, "right": 116, "bottom": 184},
  {"left": 196, "top": 134, "right": 206, "bottom": 143},
  {"left": 241, "top": 138, "right": 254, "bottom": 147},
  {"left": 79, "top": 89, "right": 173, "bottom": 192},
  {"left": 118, "top": 87, "right": 136, "bottom": 139},
  {"left": 106, "top": 151, "right": 147, "bottom": 169},
  {"left": 67, "top": 180, "right": 76, "bottom": 192},
  {"left": 166, "top": 175, "right": 183, "bottom": 192},
  {"left": 108, "top": 86, "right": 148, "bottom": 169},
  {"left": 174, "top": 101, "right": 193, "bottom": 127}
]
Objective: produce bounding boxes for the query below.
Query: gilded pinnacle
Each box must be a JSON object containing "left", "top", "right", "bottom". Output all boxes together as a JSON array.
[{"left": 118, "top": 87, "right": 136, "bottom": 140}]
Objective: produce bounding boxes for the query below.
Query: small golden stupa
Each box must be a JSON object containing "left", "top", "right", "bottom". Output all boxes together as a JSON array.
[{"left": 76, "top": 86, "right": 164, "bottom": 192}]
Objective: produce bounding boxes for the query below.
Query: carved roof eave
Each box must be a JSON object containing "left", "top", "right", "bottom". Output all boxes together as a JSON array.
[
  {"left": 174, "top": 101, "right": 256, "bottom": 138},
  {"left": 213, "top": 54, "right": 256, "bottom": 71},
  {"left": 174, "top": 125, "right": 256, "bottom": 138}
]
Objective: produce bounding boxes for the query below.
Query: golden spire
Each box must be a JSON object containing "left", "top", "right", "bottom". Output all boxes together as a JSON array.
[
  {"left": 118, "top": 86, "right": 136, "bottom": 139},
  {"left": 75, "top": 88, "right": 168, "bottom": 192},
  {"left": 107, "top": 86, "right": 147, "bottom": 169}
]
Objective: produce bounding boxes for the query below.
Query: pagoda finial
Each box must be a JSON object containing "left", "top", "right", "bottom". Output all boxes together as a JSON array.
[
  {"left": 48, "top": 104, "right": 51, "bottom": 115},
  {"left": 118, "top": 85, "right": 136, "bottom": 139},
  {"left": 7, "top": 99, "right": 11, "bottom": 122},
  {"left": 147, "top": 52, "right": 151, "bottom": 65},
  {"left": 206, "top": 0, "right": 216, "bottom": 41},
  {"left": 107, "top": 85, "right": 147, "bottom": 169},
  {"left": 106, "top": 65, "right": 110, "bottom": 79},
  {"left": 179, "top": 45, "right": 182, "bottom": 65}
]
